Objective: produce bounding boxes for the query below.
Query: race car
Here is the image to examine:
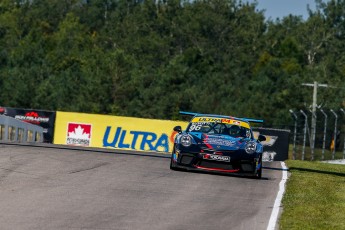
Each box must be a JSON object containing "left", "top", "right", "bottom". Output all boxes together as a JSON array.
[{"left": 170, "top": 111, "right": 266, "bottom": 178}]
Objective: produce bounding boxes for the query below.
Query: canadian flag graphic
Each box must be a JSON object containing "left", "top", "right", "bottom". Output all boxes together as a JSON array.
[{"left": 66, "top": 123, "right": 92, "bottom": 146}]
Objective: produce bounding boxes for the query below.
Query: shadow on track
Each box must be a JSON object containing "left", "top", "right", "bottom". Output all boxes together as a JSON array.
[{"left": 287, "top": 167, "right": 345, "bottom": 178}]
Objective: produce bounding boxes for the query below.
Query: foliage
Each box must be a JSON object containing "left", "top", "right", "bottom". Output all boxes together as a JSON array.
[{"left": 0, "top": 0, "right": 344, "bottom": 127}]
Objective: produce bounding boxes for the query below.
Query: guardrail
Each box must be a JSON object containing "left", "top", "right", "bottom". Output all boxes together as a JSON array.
[{"left": 0, "top": 115, "right": 44, "bottom": 143}]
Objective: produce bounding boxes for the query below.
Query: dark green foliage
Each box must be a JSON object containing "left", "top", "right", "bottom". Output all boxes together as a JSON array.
[{"left": 0, "top": 0, "right": 344, "bottom": 127}]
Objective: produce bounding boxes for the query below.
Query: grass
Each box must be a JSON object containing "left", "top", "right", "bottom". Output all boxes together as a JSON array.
[{"left": 279, "top": 160, "right": 345, "bottom": 230}]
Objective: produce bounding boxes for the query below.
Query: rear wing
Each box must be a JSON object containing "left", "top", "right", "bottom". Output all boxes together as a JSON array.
[{"left": 179, "top": 111, "right": 264, "bottom": 124}]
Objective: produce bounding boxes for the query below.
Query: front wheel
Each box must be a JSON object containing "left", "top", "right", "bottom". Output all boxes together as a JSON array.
[
  {"left": 255, "top": 156, "right": 262, "bottom": 179},
  {"left": 170, "top": 156, "right": 178, "bottom": 171}
]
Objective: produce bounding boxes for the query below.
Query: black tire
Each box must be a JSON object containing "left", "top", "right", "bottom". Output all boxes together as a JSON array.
[
  {"left": 255, "top": 156, "right": 262, "bottom": 179},
  {"left": 170, "top": 157, "right": 178, "bottom": 171}
]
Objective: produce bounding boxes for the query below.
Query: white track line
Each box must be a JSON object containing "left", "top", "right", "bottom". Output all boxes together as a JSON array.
[{"left": 267, "top": 161, "right": 288, "bottom": 230}]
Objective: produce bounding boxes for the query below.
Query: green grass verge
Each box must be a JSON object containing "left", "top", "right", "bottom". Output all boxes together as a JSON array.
[{"left": 279, "top": 160, "right": 345, "bottom": 230}]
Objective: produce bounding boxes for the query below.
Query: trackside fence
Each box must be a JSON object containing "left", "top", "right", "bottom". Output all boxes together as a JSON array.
[
  {"left": 289, "top": 108, "right": 345, "bottom": 161},
  {"left": 0, "top": 115, "right": 44, "bottom": 143}
]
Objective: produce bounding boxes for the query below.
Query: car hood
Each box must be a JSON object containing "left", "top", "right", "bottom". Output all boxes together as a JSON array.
[{"left": 189, "top": 132, "right": 247, "bottom": 151}]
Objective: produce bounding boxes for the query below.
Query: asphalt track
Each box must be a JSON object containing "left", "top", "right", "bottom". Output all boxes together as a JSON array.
[{"left": 0, "top": 144, "right": 285, "bottom": 230}]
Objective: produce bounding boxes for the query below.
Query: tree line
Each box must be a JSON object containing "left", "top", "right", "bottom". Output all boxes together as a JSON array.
[{"left": 1, "top": 0, "right": 345, "bottom": 127}]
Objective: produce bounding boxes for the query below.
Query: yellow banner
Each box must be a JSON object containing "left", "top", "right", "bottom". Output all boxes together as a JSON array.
[{"left": 54, "top": 111, "right": 188, "bottom": 153}]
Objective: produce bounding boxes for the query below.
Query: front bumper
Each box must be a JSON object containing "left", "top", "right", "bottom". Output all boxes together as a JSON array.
[{"left": 172, "top": 150, "right": 261, "bottom": 175}]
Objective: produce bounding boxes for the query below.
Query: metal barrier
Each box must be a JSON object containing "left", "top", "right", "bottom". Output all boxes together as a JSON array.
[
  {"left": 289, "top": 108, "right": 345, "bottom": 160},
  {"left": 0, "top": 115, "right": 44, "bottom": 143}
]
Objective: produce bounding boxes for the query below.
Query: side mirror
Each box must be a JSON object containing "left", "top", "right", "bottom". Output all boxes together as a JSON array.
[
  {"left": 173, "top": 126, "right": 182, "bottom": 133},
  {"left": 258, "top": 134, "right": 266, "bottom": 142}
]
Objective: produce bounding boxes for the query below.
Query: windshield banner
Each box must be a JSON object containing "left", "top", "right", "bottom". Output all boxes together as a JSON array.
[{"left": 191, "top": 117, "right": 250, "bottom": 128}]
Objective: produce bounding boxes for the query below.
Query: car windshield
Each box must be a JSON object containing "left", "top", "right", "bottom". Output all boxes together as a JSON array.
[{"left": 187, "top": 122, "right": 251, "bottom": 138}]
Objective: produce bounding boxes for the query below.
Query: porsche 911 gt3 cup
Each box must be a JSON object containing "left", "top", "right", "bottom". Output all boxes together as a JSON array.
[{"left": 170, "top": 111, "right": 266, "bottom": 178}]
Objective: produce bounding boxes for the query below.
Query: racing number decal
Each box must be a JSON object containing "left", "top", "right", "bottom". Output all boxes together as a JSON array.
[{"left": 189, "top": 124, "right": 202, "bottom": 131}]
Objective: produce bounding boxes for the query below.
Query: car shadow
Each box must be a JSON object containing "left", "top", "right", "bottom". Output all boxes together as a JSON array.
[
  {"left": 287, "top": 167, "right": 345, "bottom": 178},
  {"left": 174, "top": 167, "right": 270, "bottom": 180},
  {"left": 262, "top": 166, "right": 288, "bottom": 171}
]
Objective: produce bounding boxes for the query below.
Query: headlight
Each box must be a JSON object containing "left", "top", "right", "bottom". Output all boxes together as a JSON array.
[
  {"left": 180, "top": 134, "right": 192, "bottom": 147},
  {"left": 245, "top": 141, "right": 257, "bottom": 154}
]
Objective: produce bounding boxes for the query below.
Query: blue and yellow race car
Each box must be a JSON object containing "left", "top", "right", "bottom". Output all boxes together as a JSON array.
[{"left": 170, "top": 112, "right": 266, "bottom": 178}]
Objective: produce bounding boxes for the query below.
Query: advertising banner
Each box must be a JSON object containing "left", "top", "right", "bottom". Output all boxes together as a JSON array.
[
  {"left": 0, "top": 106, "right": 56, "bottom": 143},
  {"left": 54, "top": 111, "right": 188, "bottom": 153},
  {"left": 253, "top": 127, "right": 290, "bottom": 161}
]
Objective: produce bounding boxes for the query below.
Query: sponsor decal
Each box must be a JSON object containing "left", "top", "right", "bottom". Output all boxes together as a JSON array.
[
  {"left": 203, "top": 154, "right": 230, "bottom": 162},
  {"left": 203, "top": 137, "right": 236, "bottom": 147},
  {"left": 103, "top": 126, "right": 169, "bottom": 152},
  {"left": 15, "top": 111, "right": 50, "bottom": 125},
  {"left": 66, "top": 123, "right": 92, "bottom": 146},
  {"left": 253, "top": 132, "right": 278, "bottom": 146},
  {"left": 262, "top": 136, "right": 278, "bottom": 146},
  {"left": 232, "top": 121, "right": 241, "bottom": 125},
  {"left": 221, "top": 118, "right": 232, "bottom": 123},
  {"left": 262, "top": 151, "right": 277, "bottom": 162},
  {"left": 191, "top": 117, "right": 250, "bottom": 128},
  {"left": 193, "top": 117, "right": 222, "bottom": 123}
]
